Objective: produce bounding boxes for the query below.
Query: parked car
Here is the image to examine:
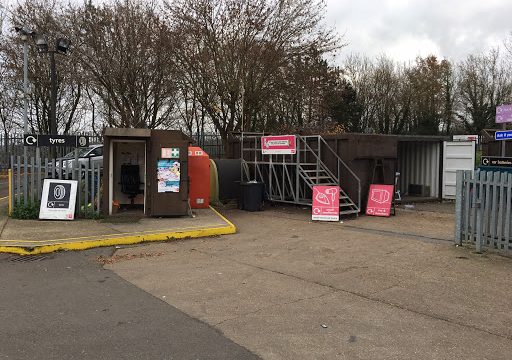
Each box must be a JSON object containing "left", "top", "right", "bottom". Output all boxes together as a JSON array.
[{"left": 52, "top": 144, "right": 103, "bottom": 179}]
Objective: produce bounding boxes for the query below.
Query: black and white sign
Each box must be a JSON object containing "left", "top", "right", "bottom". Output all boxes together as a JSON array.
[
  {"left": 39, "top": 179, "right": 78, "bottom": 220},
  {"left": 24, "top": 134, "right": 89, "bottom": 147},
  {"left": 481, "top": 156, "right": 512, "bottom": 168},
  {"left": 47, "top": 182, "right": 72, "bottom": 208}
]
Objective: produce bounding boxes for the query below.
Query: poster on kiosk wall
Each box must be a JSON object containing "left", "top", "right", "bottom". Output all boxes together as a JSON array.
[
  {"left": 39, "top": 179, "right": 78, "bottom": 220},
  {"left": 157, "top": 159, "right": 181, "bottom": 193},
  {"left": 312, "top": 185, "right": 340, "bottom": 221}
]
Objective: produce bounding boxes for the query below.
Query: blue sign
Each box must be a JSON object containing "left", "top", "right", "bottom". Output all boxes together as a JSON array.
[{"left": 495, "top": 130, "right": 512, "bottom": 140}]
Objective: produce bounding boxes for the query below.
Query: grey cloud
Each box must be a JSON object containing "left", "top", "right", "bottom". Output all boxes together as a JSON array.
[{"left": 326, "top": 0, "right": 512, "bottom": 62}]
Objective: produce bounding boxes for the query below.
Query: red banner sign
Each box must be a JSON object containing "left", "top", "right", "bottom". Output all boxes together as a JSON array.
[
  {"left": 312, "top": 185, "right": 340, "bottom": 221},
  {"left": 261, "top": 135, "right": 296, "bottom": 155},
  {"left": 366, "top": 184, "right": 394, "bottom": 217}
]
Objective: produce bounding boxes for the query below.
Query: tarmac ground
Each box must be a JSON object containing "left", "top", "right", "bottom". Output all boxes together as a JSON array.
[
  {"left": 107, "top": 203, "right": 512, "bottom": 360},
  {"left": 0, "top": 247, "right": 259, "bottom": 360}
]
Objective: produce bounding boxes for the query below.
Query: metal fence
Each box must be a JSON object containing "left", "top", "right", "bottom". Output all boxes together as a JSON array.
[
  {"left": 191, "top": 133, "right": 224, "bottom": 158},
  {"left": 455, "top": 170, "right": 512, "bottom": 254},
  {"left": 10, "top": 153, "right": 102, "bottom": 217},
  {"left": 2, "top": 133, "right": 223, "bottom": 172},
  {"left": 1, "top": 132, "right": 103, "bottom": 172}
]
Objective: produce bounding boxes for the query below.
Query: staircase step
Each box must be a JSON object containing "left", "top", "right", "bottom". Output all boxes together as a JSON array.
[
  {"left": 301, "top": 169, "right": 327, "bottom": 173},
  {"left": 339, "top": 209, "right": 359, "bottom": 215},
  {"left": 339, "top": 202, "right": 357, "bottom": 207},
  {"left": 307, "top": 176, "right": 332, "bottom": 180}
]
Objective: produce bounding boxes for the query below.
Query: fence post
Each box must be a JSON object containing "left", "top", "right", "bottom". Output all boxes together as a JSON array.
[
  {"left": 463, "top": 170, "right": 471, "bottom": 243},
  {"left": 74, "top": 148, "right": 79, "bottom": 181},
  {"left": 23, "top": 152, "right": 28, "bottom": 204},
  {"left": 84, "top": 160, "right": 89, "bottom": 215},
  {"left": 455, "top": 170, "right": 463, "bottom": 245},
  {"left": 36, "top": 155, "right": 42, "bottom": 202},
  {"left": 96, "top": 163, "right": 101, "bottom": 215},
  {"left": 505, "top": 173, "right": 512, "bottom": 254},
  {"left": 30, "top": 156, "right": 35, "bottom": 204},
  {"left": 475, "top": 171, "right": 485, "bottom": 253},
  {"left": 16, "top": 155, "right": 21, "bottom": 207},
  {"left": 8, "top": 168, "right": 13, "bottom": 215}
]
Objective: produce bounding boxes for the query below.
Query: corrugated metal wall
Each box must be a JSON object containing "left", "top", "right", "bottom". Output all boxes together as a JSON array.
[{"left": 398, "top": 141, "right": 440, "bottom": 198}]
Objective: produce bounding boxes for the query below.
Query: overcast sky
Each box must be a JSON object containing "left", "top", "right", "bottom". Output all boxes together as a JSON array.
[{"left": 326, "top": 0, "right": 512, "bottom": 63}]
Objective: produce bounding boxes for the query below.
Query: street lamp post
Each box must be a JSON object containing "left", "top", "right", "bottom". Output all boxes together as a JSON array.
[
  {"left": 49, "top": 51, "right": 58, "bottom": 135},
  {"left": 14, "top": 26, "right": 34, "bottom": 134},
  {"left": 33, "top": 34, "right": 71, "bottom": 135}
]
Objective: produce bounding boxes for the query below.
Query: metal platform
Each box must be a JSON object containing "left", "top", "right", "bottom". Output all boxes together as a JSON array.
[{"left": 240, "top": 134, "right": 361, "bottom": 216}]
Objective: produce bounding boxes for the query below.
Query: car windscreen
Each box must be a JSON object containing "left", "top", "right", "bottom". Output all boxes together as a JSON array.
[{"left": 63, "top": 147, "right": 93, "bottom": 158}]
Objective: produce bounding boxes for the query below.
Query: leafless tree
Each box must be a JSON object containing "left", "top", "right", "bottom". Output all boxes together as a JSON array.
[
  {"left": 0, "top": 46, "right": 22, "bottom": 151},
  {"left": 4, "top": 0, "right": 86, "bottom": 134},
  {"left": 166, "top": 0, "right": 340, "bottom": 152},
  {"left": 68, "top": 0, "right": 178, "bottom": 129},
  {"left": 406, "top": 56, "right": 454, "bottom": 135},
  {"left": 456, "top": 49, "right": 512, "bottom": 133}
]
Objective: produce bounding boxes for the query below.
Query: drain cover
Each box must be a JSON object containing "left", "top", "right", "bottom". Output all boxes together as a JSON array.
[{"left": 8, "top": 255, "right": 49, "bottom": 263}]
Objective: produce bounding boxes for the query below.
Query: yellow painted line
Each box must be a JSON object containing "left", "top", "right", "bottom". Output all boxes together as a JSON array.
[
  {"left": 0, "top": 206, "right": 236, "bottom": 255},
  {"left": 0, "top": 224, "right": 223, "bottom": 243},
  {"left": 0, "top": 225, "right": 236, "bottom": 255},
  {"left": 209, "top": 206, "right": 236, "bottom": 228},
  {"left": 0, "top": 222, "right": 228, "bottom": 243}
]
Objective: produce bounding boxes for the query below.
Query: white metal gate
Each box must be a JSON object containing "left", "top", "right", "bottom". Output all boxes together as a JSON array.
[
  {"left": 442, "top": 141, "right": 475, "bottom": 199},
  {"left": 455, "top": 170, "right": 512, "bottom": 254}
]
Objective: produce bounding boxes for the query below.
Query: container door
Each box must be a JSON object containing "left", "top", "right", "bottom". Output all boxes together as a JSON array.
[{"left": 442, "top": 141, "right": 475, "bottom": 199}]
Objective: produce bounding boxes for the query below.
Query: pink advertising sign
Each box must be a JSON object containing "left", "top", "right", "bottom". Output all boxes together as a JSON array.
[
  {"left": 261, "top": 135, "right": 296, "bottom": 155},
  {"left": 366, "top": 184, "right": 394, "bottom": 217},
  {"left": 312, "top": 185, "right": 340, "bottom": 221},
  {"left": 496, "top": 105, "right": 512, "bottom": 124}
]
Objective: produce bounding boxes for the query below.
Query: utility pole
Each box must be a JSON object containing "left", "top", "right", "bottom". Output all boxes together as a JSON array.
[
  {"left": 33, "top": 35, "right": 70, "bottom": 134},
  {"left": 49, "top": 51, "right": 58, "bottom": 135},
  {"left": 23, "top": 37, "right": 29, "bottom": 133}
]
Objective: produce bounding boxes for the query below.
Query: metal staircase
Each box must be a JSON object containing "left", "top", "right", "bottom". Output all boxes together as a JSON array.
[{"left": 241, "top": 134, "right": 361, "bottom": 216}]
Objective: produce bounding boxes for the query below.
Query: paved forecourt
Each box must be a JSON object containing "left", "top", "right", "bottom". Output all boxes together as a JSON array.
[{"left": 0, "top": 206, "right": 236, "bottom": 255}]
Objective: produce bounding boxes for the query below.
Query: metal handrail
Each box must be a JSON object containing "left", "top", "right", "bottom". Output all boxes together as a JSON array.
[
  {"left": 318, "top": 136, "right": 361, "bottom": 211},
  {"left": 299, "top": 135, "right": 361, "bottom": 212}
]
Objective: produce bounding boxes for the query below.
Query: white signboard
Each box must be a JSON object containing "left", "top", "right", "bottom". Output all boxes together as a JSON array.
[
  {"left": 452, "top": 134, "right": 478, "bottom": 144},
  {"left": 261, "top": 135, "right": 296, "bottom": 155},
  {"left": 39, "top": 179, "right": 78, "bottom": 220}
]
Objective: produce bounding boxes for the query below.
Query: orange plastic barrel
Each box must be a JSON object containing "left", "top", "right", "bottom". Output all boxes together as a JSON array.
[{"left": 188, "top": 147, "right": 210, "bottom": 209}]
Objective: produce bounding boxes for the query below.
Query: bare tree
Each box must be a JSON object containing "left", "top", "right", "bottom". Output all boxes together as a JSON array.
[
  {"left": 456, "top": 49, "right": 512, "bottom": 133},
  {"left": 407, "top": 55, "right": 453, "bottom": 135},
  {"left": 0, "top": 45, "right": 22, "bottom": 151},
  {"left": 4, "top": 0, "right": 86, "bottom": 134},
  {"left": 167, "top": 0, "right": 340, "bottom": 152},
  {"left": 69, "top": 0, "right": 178, "bottom": 129}
]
